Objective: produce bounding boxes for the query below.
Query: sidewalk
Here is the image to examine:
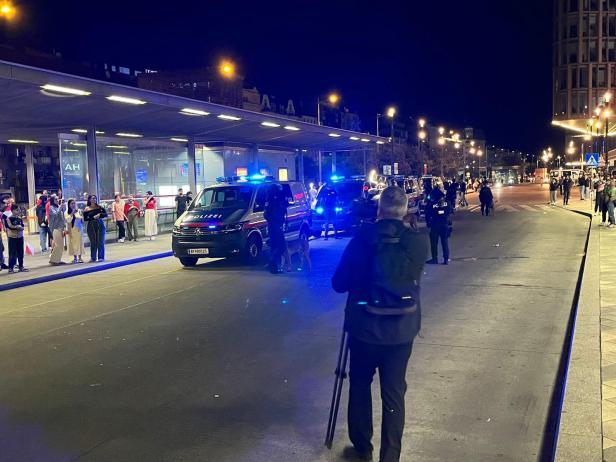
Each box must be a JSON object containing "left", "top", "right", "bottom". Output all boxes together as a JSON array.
[
  {"left": 0, "top": 233, "right": 172, "bottom": 291},
  {"left": 554, "top": 191, "right": 608, "bottom": 461}
]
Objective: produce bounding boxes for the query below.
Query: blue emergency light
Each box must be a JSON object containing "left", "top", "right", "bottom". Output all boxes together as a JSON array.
[
  {"left": 315, "top": 206, "right": 324, "bottom": 214},
  {"left": 330, "top": 175, "right": 345, "bottom": 182}
]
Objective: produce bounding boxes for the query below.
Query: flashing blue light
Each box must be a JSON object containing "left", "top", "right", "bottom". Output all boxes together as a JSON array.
[
  {"left": 335, "top": 206, "right": 343, "bottom": 213},
  {"left": 315, "top": 206, "right": 324, "bottom": 214},
  {"left": 330, "top": 175, "right": 345, "bottom": 182},
  {"left": 208, "top": 224, "right": 217, "bottom": 229},
  {"left": 357, "top": 301, "right": 368, "bottom": 305},
  {"left": 250, "top": 174, "right": 266, "bottom": 180}
]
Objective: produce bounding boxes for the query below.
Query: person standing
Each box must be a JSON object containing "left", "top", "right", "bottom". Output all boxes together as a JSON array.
[
  {"left": 175, "top": 188, "right": 188, "bottom": 219},
  {"left": 144, "top": 191, "right": 158, "bottom": 240},
  {"left": 48, "top": 195, "right": 66, "bottom": 266},
  {"left": 479, "top": 182, "right": 494, "bottom": 216},
  {"left": 186, "top": 191, "right": 193, "bottom": 207},
  {"left": 606, "top": 179, "right": 616, "bottom": 228},
  {"left": 426, "top": 182, "right": 452, "bottom": 265},
  {"left": 112, "top": 194, "right": 128, "bottom": 243},
  {"left": 309, "top": 182, "right": 318, "bottom": 210},
  {"left": 549, "top": 177, "right": 559, "bottom": 206},
  {"left": 6, "top": 203, "right": 28, "bottom": 273},
  {"left": 124, "top": 196, "right": 141, "bottom": 241},
  {"left": 83, "top": 195, "right": 107, "bottom": 262},
  {"left": 36, "top": 192, "right": 50, "bottom": 253},
  {"left": 322, "top": 182, "right": 339, "bottom": 240},
  {"left": 0, "top": 199, "right": 7, "bottom": 272},
  {"left": 562, "top": 175, "right": 573, "bottom": 205},
  {"left": 579, "top": 175, "right": 587, "bottom": 200},
  {"left": 264, "top": 184, "right": 287, "bottom": 274},
  {"left": 458, "top": 178, "right": 468, "bottom": 207},
  {"left": 332, "top": 186, "right": 428, "bottom": 462},
  {"left": 596, "top": 179, "right": 605, "bottom": 216},
  {"left": 65, "top": 199, "right": 85, "bottom": 263}
]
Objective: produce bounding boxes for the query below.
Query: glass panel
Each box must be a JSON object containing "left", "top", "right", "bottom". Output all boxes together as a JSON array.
[
  {"left": 581, "top": 66, "right": 589, "bottom": 86},
  {"left": 568, "top": 42, "right": 578, "bottom": 63},
  {"left": 58, "top": 135, "right": 89, "bottom": 202},
  {"left": 593, "top": 65, "right": 598, "bottom": 86},
  {"left": 599, "top": 66, "right": 607, "bottom": 86},
  {"left": 610, "top": 16, "right": 616, "bottom": 35},
  {"left": 278, "top": 168, "right": 289, "bottom": 181},
  {"left": 590, "top": 39, "right": 598, "bottom": 61},
  {"left": 573, "top": 92, "right": 579, "bottom": 113},
  {"left": 590, "top": 15, "right": 598, "bottom": 36},
  {"left": 195, "top": 145, "right": 224, "bottom": 191},
  {"left": 572, "top": 67, "right": 579, "bottom": 88},
  {"left": 580, "top": 91, "right": 589, "bottom": 115},
  {"left": 96, "top": 137, "right": 188, "bottom": 203},
  {"left": 560, "top": 68, "right": 568, "bottom": 90},
  {"left": 591, "top": 0, "right": 599, "bottom": 10},
  {"left": 570, "top": 0, "right": 579, "bottom": 11}
]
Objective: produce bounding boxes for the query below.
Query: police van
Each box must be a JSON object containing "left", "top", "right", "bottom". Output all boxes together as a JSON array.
[{"left": 172, "top": 175, "right": 311, "bottom": 266}]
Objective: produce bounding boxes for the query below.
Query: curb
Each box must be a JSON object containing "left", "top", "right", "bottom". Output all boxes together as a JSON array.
[{"left": 0, "top": 251, "right": 173, "bottom": 292}]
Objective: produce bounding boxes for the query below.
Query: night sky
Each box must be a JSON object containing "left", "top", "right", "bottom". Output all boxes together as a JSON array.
[{"left": 1, "top": 0, "right": 560, "bottom": 152}]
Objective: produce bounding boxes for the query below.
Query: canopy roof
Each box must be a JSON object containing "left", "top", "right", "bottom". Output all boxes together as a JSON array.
[{"left": 0, "top": 60, "right": 386, "bottom": 151}]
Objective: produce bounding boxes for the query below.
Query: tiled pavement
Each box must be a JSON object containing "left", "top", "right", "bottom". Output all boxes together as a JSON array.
[{"left": 600, "top": 225, "right": 616, "bottom": 460}]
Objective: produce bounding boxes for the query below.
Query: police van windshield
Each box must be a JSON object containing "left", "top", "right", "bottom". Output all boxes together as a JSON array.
[
  {"left": 191, "top": 185, "right": 254, "bottom": 210},
  {"left": 318, "top": 182, "right": 363, "bottom": 203}
]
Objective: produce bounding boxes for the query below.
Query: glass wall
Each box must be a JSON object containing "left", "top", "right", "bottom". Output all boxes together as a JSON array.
[
  {"left": 96, "top": 137, "right": 188, "bottom": 204},
  {"left": 58, "top": 134, "right": 90, "bottom": 201},
  {"left": 195, "top": 144, "right": 224, "bottom": 191}
]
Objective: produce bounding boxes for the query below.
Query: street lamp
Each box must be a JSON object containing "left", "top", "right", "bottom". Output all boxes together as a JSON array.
[
  {"left": 438, "top": 136, "right": 446, "bottom": 177},
  {"left": 0, "top": 2, "right": 16, "bottom": 20},
  {"left": 218, "top": 59, "right": 236, "bottom": 79},
  {"left": 316, "top": 91, "right": 341, "bottom": 183},
  {"left": 386, "top": 107, "right": 396, "bottom": 172}
]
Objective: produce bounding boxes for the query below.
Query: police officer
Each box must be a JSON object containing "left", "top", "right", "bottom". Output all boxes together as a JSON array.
[
  {"left": 426, "top": 182, "right": 452, "bottom": 265},
  {"left": 264, "top": 184, "right": 287, "bottom": 274},
  {"left": 322, "top": 182, "right": 339, "bottom": 240},
  {"left": 562, "top": 175, "right": 573, "bottom": 206}
]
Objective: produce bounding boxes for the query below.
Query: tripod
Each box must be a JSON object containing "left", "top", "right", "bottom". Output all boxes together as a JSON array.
[{"left": 325, "top": 328, "right": 350, "bottom": 449}]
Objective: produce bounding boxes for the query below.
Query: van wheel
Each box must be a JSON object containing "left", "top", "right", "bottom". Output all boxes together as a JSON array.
[
  {"left": 244, "top": 234, "right": 262, "bottom": 264},
  {"left": 179, "top": 257, "right": 198, "bottom": 267}
]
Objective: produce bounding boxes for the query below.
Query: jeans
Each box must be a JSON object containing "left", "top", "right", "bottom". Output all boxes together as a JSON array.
[
  {"left": 550, "top": 190, "right": 557, "bottom": 204},
  {"left": 348, "top": 337, "right": 413, "bottom": 462},
  {"left": 267, "top": 224, "right": 285, "bottom": 271},
  {"left": 39, "top": 226, "right": 48, "bottom": 251},
  {"left": 116, "top": 220, "right": 126, "bottom": 240},
  {"left": 480, "top": 201, "right": 492, "bottom": 216},
  {"left": 87, "top": 220, "right": 106, "bottom": 261},
  {"left": 609, "top": 202, "right": 615, "bottom": 225},
  {"left": 596, "top": 191, "right": 602, "bottom": 213},
  {"left": 430, "top": 225, "right": 450, "bottom": 261},
  {"left": 580, "top": 186, "right": 586, "bottom": 200},
  {"left": 563, "top": 189, "right": 570, "bottom": 205},
  {"left": 8, "top": 236, "right": 24, "bottom": 269}
]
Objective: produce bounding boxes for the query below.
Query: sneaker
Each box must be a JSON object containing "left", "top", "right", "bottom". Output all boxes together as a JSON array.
[
  {"left": 18, "top": 267, "right": 29, "bottom": 272},
  {"left": 119, "top": 238, "right": 125, "bottom": 243},
  {"left": 341, "top": 446, "right": 373, "bottom": 461},
  {"left": 0, "top": 263, "right": 8, "bottom": 270},
  {"left": 89, "top": 259, "right": 97, "bottom": 263},
  {"left": 442, "top": 259, "right": 449, "bottom": 265},
  {"left": 426, "top": 259, "right": 438, "bottom": 265},
  {"left": 8, "top": 268, "right": 14, "bottom": 274},
  {"left": 609, "top": 224, "right": 614, "bottom": 228},
  {"left": 78, "top": 257, "right": 84, "bottom": 263}
]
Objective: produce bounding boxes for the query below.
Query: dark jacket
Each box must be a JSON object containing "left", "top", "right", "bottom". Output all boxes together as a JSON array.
[
  {"left": 562, "top": 178, "right": 573, "bottom": 191},
  {"left": 479, "top": 186, "right": 493, "bottom": 204},
  {"left": 332, "top": 219, "right": 429, "bottom": 345},
  {"left": 549, "top": 179, "right": 559, "bottom": 191}
]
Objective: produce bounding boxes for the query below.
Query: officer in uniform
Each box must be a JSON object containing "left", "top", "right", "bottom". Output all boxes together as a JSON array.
[
  {"left": 425, "top": 182, "right": 452, "bottom": 265},
  {"left": 264, "top": 184, "right": 287, "bottom": 274}
]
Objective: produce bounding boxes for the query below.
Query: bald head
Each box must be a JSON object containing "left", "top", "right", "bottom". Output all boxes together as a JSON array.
[{"left": 378, "top": 186, "right": 408, "bottom": 220}]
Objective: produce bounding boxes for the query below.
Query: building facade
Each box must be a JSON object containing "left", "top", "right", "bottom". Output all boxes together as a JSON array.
[{"left": 553, "top": 0, "right": 616, "bottom": 162}]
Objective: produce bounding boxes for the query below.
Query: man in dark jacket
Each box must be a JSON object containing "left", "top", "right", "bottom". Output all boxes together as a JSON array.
[
  {"left": 426, "top": 183, "right": 452, "bottom": 264},
  {"left": 332, "top": 186, "right": 428, "bottom": 462},
  {"left": 562, "top": 175, "right": 573, "bottom": 205},
  {"left": 479, "top": 183, "right": 494, "bottom": 216},
  {"left": 549, "top": 177, "right": 559, "bottom": 206}
]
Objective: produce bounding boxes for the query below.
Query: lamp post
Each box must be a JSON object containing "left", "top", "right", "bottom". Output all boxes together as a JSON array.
[
  {"left": 316, "top": 92, "right": 340, "bottom": 183},
  {"left": 0, "top": 2, "right": 16, "bottom": 20},
  {"left": 385, "top": 107, "right": 396, "bottom": 174}
]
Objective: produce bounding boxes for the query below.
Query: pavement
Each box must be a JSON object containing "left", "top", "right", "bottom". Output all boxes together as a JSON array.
[
  {"left": 552, "top": 188, "right": 616, "bottom": 462},
  {"left": 0, "top": 184, "right": 589, "bottom": 462},
  {"left": 0, "top": 235, "right": 172, "bottom": 290}
]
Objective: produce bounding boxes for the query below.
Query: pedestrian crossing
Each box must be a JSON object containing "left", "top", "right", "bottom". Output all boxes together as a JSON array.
[{"left": 463, "top": 204, "right": 558, "bottom": 213}]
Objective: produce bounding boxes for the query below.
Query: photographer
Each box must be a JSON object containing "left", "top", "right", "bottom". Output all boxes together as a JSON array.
[{"left": 332, "top": 186, "right": 428, "bottom": 462}]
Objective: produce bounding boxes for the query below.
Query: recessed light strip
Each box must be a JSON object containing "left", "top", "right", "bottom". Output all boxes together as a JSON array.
[
  {"left": 170, "top": 137, "right": 189, "bottom": 142},
  {"left": 180, "top": 108, "right": 210, "bottom": 116},
  {"left": 261, "top": 121, "right": 281, "bottom": 128},
  {"left": 41, "top": 84, "right": 91, "bottom": 96},
  {"left": 218, "top": 114, "right": 241, "bottom": 121},
  {"left": 284, "top": 125, "right": 300, "bottom": 131},
  {"left": 8, "top": 139, "right": 38, "bottom": 144},
  {"left": 116, "top": 132, "right": 143, "bottom": 138},
  {"left": 106, "top": 95, "right": 147, "bottom": 105}
]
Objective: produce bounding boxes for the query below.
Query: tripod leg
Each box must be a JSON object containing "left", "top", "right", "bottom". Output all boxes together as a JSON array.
[{"left": 325, "top": 329, "right": 349, "bottom": 449}]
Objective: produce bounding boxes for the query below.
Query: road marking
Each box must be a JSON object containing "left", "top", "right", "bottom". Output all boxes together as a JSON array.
[
  {"left": 496, "top": 205, "right": 517, "bottom": 212},
  {"left": 519, "top": 205, "right": 539, "bottom": 212},
  {"left": 466, "top": 204, "right": 557, "bottom": 213}
]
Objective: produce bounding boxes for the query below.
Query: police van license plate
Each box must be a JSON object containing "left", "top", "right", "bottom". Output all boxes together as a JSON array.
[{"left": 188, "top": 248, "right": 209, "bottom": 255}]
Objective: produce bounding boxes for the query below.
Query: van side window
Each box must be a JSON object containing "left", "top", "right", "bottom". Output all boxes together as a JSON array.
[
  {"left": 281, "top": 184, "right": 295, "bottom": 205},
  {"left": 290, "top": 183, "right": 306, "bottom": 203},
  {"left": 253, "top": 186, "right": 268, "bottom": 212}
]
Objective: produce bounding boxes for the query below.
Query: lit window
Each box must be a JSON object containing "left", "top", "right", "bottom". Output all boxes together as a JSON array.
[
  {"left": 236, "top": 167, "right": 248, "bottom": 177},
  {"left": 278, "top": 168, "right": 289, "bottom": 181}
]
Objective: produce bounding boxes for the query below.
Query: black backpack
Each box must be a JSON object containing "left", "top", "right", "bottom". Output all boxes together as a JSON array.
[{"left": 365, "top": 228, "right": 420, "bottom": 316}]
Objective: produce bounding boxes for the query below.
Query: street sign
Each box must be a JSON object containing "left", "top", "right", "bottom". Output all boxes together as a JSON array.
[
  {"left": 383, "top": 165, "right": 392, "bottom": 175},
  {"left": 393, "top": 162, "right": 399, "bottom": 175},
  {"left": 585, "top": 153, "right": 600, "bottom": 167}
]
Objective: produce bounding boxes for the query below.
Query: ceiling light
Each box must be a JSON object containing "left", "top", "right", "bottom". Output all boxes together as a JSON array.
[
  {"left": 328, "top": 133, "right": 341, "bottom": 138},
  {"left": 284, "top": 125, "right": 300, "bottom": 131},
  {"left": 350, "top": 136, "right": 360, "bottom": 141},
  {"left": 360, "top": 138, "right": 370, "bottom": 142},
  {"left": 96, "top": 130, "right": 105, "bottom": 135},
  {"left": 116, "top": 132, "right": 143, "bottom": 138},
  {"left": 180, "top": 108, "right": 210, "bottom": 116},
  {"left": 63, "top": 149, "right": 79, "bottom": 152},
  {"left": 261, "top": 121, "right": 281, "bottom": 128},
  {"left": 8, "top": 139, "right": 38, "bottom": 144},
  {"left": 71, "top": 142, "right": 87, "bottom": 147},
  {"left": 376, "top": 140, "right": 385, "bottom": 145},
  {"left": 170, "top": 137, "right": 188, "bottom": 142},
  {"left": 113, "top": 151, "right": 130, "bottom": 155},
  {"left": 71, "top": 128, "right": 88, "bottom": 134},
  {"left": 106, "top": 95, "right": 147, "bottom": 105},
  {"left": 218, "top": 114, "right": 241, "bottom": 121},
  {"left": 41, "top": 84, "right": 91, "bottom": 96},
  {"left": 106, "top": 145, "right": 128, "bottom": 149}
]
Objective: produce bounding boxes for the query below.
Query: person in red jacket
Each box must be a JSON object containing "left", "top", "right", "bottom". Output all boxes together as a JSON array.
[
  {"left": 143, "top": 191, "right": 158, "bottom": 240},
  {"left": 124, "top": 195, "right": 141, "bottom": 242}
]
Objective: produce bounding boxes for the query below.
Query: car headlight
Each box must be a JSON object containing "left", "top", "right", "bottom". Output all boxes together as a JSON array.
[{"left": 172, "top": 225, "right": 181, "bottom": 234}]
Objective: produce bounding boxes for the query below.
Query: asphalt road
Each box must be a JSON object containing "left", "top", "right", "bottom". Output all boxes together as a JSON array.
[{"left": 0, "top": 184, "right": 589, "bottom": 462}]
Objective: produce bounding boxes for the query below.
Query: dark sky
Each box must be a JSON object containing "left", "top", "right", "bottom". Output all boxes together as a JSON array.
[{"left": 2, "top": 0, "right": 560, "bottom": 152}]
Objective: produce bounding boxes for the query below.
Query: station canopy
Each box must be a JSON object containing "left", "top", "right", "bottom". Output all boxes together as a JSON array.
[{"left": 0, "top": 60, "right": 387, "bottom": 150}]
